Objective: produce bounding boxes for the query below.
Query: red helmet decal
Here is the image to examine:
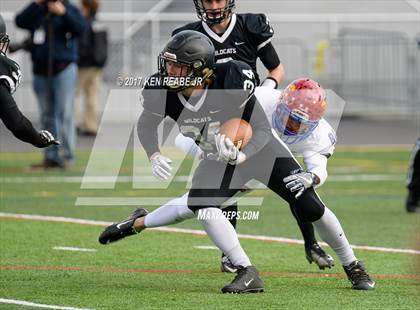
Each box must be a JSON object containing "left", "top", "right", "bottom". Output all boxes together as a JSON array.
[{"left": 281, "top": 78, "right": 327, "bottom": 121}]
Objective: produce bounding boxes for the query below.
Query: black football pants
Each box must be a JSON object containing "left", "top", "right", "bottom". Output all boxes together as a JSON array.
[{"left": 187, "top": 137, "right": 326, "bottom": 225}]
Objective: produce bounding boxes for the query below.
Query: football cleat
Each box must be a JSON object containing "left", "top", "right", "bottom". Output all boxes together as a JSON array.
[
  {"left": 220, "top": 254, "right": 238, "bottom": 273},
  {"left": 343, "top": 260, "right": 375, "bottom": 290},
  {"left": 305, "top": 243, "right": 335, "bottom": 270},
  {"left": 406, "top": 191, "right": 420, "bottom": 213},
  {"left": 98, "top": 208, "right": 148, "bottom": 245},
  {"left": 221, "top": 266, "right": 264, "bottom": 294}
]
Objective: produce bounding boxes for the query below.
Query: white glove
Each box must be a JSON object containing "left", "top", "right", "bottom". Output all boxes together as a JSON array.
[
  {"left": 150, "top": 153, "right": 172, "bottom": 180},
  {"left": 39, "top": 130, "right": 60, "bottom": 147},
  {"left": 214, "top": 134, "right": 247, "bottom": 165},
  {"left": 283, "top": 169, "right": 316, "bottom": 199}
]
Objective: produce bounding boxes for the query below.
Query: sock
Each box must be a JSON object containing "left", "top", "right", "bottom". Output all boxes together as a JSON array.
[
  {"left": 144, "top": 193, "right": 194, "bottom": 228},
  {"left": 312, "top": 207, "right": 356, "bottom": 266},
  {"left": 199, "top": 208, "right": 251, "bottom": 267},
  {"left": 289, "top": 204, "right": 317, "bottom": 246},
  {"left": 222, "top": 203, "right": 238, "bottom": 229}
]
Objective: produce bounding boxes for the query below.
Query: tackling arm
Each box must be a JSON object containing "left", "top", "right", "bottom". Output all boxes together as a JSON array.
[
  {"left": 0, "top": 83, "right": 57, "bottom": 147},
  {"left": 303, "top": 151, "right": 329, "bottom": 187}
]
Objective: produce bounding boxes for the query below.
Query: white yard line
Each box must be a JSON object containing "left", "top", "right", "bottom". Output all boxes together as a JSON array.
[
  {"left": 0, "top": 298, "right": 93, "bottom": 310},
  {"left": 74, "top": 197, "right": 264, "bottom": 206},
  {"left": 53, "top": 247, "right": 97, "bottom": 252},
  {"left": 193, "top": 245, "right": 219, "bottom": 250},
  {"left": 1, "top": 212, "right": 419, "bottom": 255},
  {"left": 0, "top": 174, "right": 405, "bottom": 184}
]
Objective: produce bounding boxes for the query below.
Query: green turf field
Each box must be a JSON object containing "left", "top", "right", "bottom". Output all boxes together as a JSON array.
[{"left": 0, "top": 146, "right": 419, "bottom": 309}]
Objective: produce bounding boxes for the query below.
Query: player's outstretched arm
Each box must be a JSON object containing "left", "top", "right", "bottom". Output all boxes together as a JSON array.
[
  {"left": 262, "top": 63, "right": 284, "bottom": 88},
  {"left": 303, "top": 151, "right": 330, "bottom": 187},
  {"left": 0, "top": 83, "right": 59, "bottom": 147}
]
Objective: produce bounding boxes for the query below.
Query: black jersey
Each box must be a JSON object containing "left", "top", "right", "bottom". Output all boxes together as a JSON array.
[
  {"left": 172, "top": 13, "right": 274, "bottom": 84},
  {"left": 0, "top": 55, "right": 45, "bottom": 147},
  {"left": 0, "top": 54, "right": 22, "bottom": 95},
  {"left": 138, "top": 61, "right": 272, "bottom": 160}
]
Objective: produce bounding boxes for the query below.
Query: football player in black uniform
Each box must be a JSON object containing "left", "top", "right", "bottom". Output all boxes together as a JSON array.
[
  {"left": 0, "top": 14, "right": 58, "bottom": 148},
  {"left": 406, "top": 138, "right": 420, "bottom": 213},
  {"left": 174, "top": 0, "right": 284, "bottom": 87},
  {"left": 99, "top": 31, "right": 375, "bottom": 293},
  {"left": 173, "top": 0, "right": 330, "bottom": 271}
]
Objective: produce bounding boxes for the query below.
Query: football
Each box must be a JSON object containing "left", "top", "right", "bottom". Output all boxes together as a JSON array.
[{"left": 219, "top": 118, "right": 253, "bottom": 150}]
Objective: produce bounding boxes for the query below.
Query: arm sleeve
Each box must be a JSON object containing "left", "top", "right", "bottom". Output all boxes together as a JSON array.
[
  {"left": 15, "top": 2, "right": 45, "bottom": 31},
  {"left": 0, "top": 83, "right": 44, "bottom": 147},
  {"left": 257, "top": 42, "right": 281, "bottom": 71},
  {"left": 303, "top": 151, "right": 329, "bottom": 187},
  {"left": 240, "top": 95, "right": 272, "bottom": 159},
  {"left": 137, "top": 108, "right": 164, "bottom": 159}
]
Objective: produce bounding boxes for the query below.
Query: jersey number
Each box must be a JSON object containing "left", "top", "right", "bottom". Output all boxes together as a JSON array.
[
  {"left": 179, "top": 121, "right": 220, "bottom": 151},
  {"left": 242, "top": 69, "right": 255, "bottom": 94}
]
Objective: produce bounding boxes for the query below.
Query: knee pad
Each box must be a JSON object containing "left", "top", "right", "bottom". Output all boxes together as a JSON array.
[{"left": 295, "top": 188, "right": 325, "bottom": 222}]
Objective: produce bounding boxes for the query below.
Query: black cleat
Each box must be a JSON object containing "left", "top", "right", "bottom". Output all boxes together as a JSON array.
[
  {"left": 221, "top": 266, "right": 264, "bottom": 294},
  {"left": 343, "top": 260, "right": 375, "bottom": 290},
  {"left": 220, "top": 254, "right": 238, "bottom": 273},
  {"left": 305, "top": 243, "right": 335, "bottom": 270},
  {"left": 406, "top": 191, "right": 420, "bottom": 213},
  {"left": 98, "top": 208, "right": 148, "bottom": 244}
]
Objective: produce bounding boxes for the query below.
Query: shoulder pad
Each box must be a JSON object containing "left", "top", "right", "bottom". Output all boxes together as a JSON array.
[
  {"left": 172, "top": 22, "right": 202, "bottom": 36},
  {"left": 222, "top": 61, "right": 256, "bottom": 92},
  {"left": 140, "top": 74, "right": 167, "bottom": 116},
  {"left": 243, "top": 13, "right": 274, "bottom": 50},
  {"left": 0, "top": 55, "right": 22, "bottom": 95}
]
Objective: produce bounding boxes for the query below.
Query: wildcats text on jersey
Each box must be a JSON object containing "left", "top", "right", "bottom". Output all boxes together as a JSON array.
[{"left": 215, "top": 48, "right": 237, "bottom": 57}]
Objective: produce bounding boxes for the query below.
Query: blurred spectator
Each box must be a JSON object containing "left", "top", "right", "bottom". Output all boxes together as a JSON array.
[
  {"left": 406, "top": 138, "right": 420, "bottom": 213},
  {"left": 75, "top": 0, "right": 107, "bottom": 136},
  {"left": 15, "top": 0, "right": 86, "bottom": 169}
]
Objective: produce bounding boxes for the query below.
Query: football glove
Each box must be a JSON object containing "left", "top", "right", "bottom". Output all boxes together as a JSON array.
[
  {"left": 150, "top": 152, "right": 172, "bottom": 181},
  {"left": 283, "top": 169, "right": 316, "bottom": 199},
  {"left": 214, "top": 134, "right": 247, "bottom": 165},
  {"left": 39, "top": 130, "right": 60, "bottom": 147}
]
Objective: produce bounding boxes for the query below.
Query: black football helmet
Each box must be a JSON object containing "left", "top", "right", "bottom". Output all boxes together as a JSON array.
[
  {"left": 0, "top": 14, "right": 10, "bottom": 54},
  {"left": 158, "top": 30, "right": 215, "bottom": 91},
  {"left": 193, "top": 0, "right": 235, "bottom": 25}
]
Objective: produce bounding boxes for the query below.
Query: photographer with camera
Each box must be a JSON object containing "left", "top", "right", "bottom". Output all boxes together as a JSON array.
[{"left": 15, "top": 0, "right": 86, "bottom": 169}]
